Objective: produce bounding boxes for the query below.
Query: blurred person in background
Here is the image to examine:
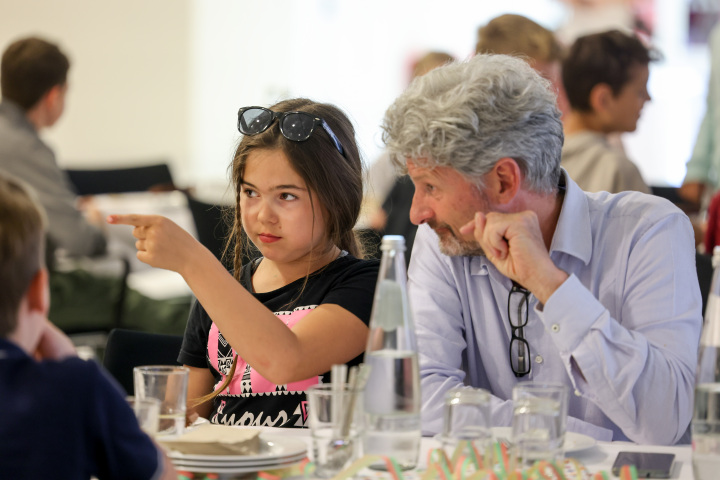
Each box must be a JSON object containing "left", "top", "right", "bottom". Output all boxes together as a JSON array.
[
  {"left": 0, "top": 36, "right": 106, "bottom": 258},
  {"left": 475, "top": 13, "right": 570, "bottom": 118},
  {"left": 560, "top": 29, "right": 656, "bottom": 194}
]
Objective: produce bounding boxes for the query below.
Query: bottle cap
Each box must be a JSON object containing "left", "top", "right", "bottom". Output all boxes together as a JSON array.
[{"left": 381, "top": 235, "right": 406, "bottom": 251}]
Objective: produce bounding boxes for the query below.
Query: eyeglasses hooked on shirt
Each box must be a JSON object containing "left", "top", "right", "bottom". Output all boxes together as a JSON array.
[{"left": 508, "top": 282, "right": 531, "bottom": 377}]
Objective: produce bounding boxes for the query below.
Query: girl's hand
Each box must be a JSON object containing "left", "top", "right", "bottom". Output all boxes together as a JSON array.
[{"left": 107, "top": 214, "right": 205, "bottom": 275}]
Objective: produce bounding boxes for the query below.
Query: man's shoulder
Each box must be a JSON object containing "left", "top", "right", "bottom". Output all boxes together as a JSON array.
[
  {"left": 565, "top": 132, "right": 626, "bottom": 162},
  {"left": 562, "top": 131, "right": 608, "bottom": 154},
  {"left": 0, "top": 104, "right": 38, "bottom": 140},
  {"left": 0, "top": 108, "right": 52, "bottom": 164},
  {"left": 585, "top": 189, "right": 685, "bottom": 227}
]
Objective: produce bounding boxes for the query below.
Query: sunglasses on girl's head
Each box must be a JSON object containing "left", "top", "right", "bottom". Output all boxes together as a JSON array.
[{"left": 237, "top": 106, "right": 345, "bottom": 157}]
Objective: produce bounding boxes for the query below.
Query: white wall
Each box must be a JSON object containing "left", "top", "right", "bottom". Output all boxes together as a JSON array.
[
  {"left": 0, "top": 0, "right": 191, "bottom": 182},
  {"left": 0, "top": 0, "right": 711, "bottom": 189},
  {"left": 187, "top": 0, "right": 568, "bottom": 188}
]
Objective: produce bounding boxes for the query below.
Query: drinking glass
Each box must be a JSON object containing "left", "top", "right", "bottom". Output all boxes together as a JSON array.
[
  {"left": 133, "top": 365, "right": 189, "bottom": 438},
  {"left": 440, "top": 388, "right": 493, "bottom": 466},
  {"left": 511, "top": 382, "right": 569, "bottom": 469},
  {"left": 126, "top": 396, "right": 161, "bottom": 436},
  {"left": 307, "top": 384, "right": 364, "bottom": 478}
]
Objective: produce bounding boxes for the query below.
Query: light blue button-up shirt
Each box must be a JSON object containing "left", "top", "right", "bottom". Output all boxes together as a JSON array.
[{"left": 409, "top": 172, "right": 701, "bottom": 444}]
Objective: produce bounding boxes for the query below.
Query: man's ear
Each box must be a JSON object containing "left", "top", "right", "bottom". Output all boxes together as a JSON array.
[
  {"left": 488, "top": 157, "right": 521, "bottom": 204},
  {"left": 42, "top": 85, "right": 64, "bottom": 113},
  {"left": 588, "top": 83, "right": 613, "bottom": 114},
  {"left": 26, "top": 268, "right": 50, "bottom": 315}
]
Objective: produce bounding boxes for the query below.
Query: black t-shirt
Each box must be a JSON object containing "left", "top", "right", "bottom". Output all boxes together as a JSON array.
[{"left": 178, "top": 253, "right": 379, "bottom": 428}]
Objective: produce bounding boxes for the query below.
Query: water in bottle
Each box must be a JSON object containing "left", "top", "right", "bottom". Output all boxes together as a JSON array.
[{"left": 363, "top": 236, "right": 421, "bottom": 470}]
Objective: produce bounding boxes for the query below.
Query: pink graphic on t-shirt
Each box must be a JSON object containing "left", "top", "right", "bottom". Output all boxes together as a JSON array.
[
  {"left": 208, "top": 306, "right": 319, "bottom": 395},
  {"left": 300, "top": 400, "right": 309, "bottom": 423}
]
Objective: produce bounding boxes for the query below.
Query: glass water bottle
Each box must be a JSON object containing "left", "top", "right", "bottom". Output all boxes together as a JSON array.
[{"left": 362, "top": 235, "right": 421, "bottom": 470}]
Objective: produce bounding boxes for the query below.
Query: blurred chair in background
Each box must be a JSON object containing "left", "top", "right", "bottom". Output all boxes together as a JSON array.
[
  {"left": 103, "top": 328, "right": 184, "bottom": 395},
  {"left": 184, "top": 193, "right": 231, "bottom": 262},
  {"left": 49, "top": 251, "right": 130, "bottom": 334},
  {"left": 696, "top": 251, "right": 713, "bottom": 319},
  {"left": 184, "top": 192, "right": 259, "bottom": 268},
  {"left": 649, "top": 186, "right": 701, "bottom": 215},
  {"left": 65, "top": 162, "right": 176, "bottom": 195}
]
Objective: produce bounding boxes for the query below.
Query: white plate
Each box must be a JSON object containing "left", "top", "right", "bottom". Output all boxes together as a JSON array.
[
  {"left": 167, "top": 432, "right": 307, "bottom": 463},
  {"left": 172, "top": 453, "right": 307, "bottom": 467},
  {"left": 172, "top": 452, "right": 307, "bottom": 469},
  {"left": 171, "top": 455, "right": 305, "bottom": 474},
  {"left": 491, "top": 427, "right": 597, "bottom": 453}
]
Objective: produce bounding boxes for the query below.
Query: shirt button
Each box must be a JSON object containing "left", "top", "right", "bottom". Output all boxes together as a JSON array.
[
  {"left": 574, "top": 389, "right": 581, "bottom": 397},
  {"left": 551, "top": 324, "right": 560, "bottom": 333},
  {"left": 535, "top": 355, "right": 543, "bottom": 364}
]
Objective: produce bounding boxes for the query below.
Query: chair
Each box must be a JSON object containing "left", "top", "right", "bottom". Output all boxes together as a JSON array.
[
  {"left": 697, "top": 252, "right": 714, "bottom": 319},
  {"left": 102, "top": 328, "right": 184, "bottom": 395},
  {"left": 65, "top": 163, "right": 176, "bottom": 196},
  {"left": 649, "top": 185, "right": 699, "bottom": 215},
  {"left": 185, "top": 192, "right": 259, "bottom": 267},
  {"left": 185, "top": 193, "right": 231, "bottom": 261},
  {"left": 49, "top": 251, "right": 130, "bottom": 336},
  {"left": 381, "top": 175, "right": 418, "bottom": 267}
]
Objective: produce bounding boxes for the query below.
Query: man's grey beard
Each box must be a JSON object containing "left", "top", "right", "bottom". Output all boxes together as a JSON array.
[{"left": 431, "top": 223, "right": 486, "bottom": 257}]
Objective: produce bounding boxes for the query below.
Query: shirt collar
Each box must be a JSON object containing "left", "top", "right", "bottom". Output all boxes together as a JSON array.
[{"left": 549, "top": 169, "right": 592, "bottom": 264}]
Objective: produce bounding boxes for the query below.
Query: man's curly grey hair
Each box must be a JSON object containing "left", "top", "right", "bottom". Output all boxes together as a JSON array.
[{"left": 381, "top": 53, "right": 564, "bottom": 194}]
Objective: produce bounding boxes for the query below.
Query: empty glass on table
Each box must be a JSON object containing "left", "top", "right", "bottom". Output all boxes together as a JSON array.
[{"left": 511, "top": 382, "right": 569, "bottom": 470}]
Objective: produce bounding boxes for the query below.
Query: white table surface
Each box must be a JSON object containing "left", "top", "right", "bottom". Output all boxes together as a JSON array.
[{"left": 254, "top": 427, "right": 693, "bottom": 479}]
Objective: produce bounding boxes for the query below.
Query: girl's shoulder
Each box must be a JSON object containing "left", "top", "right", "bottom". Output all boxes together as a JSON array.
[
  {"left": 328, "top": 253, "right": 380, "bottom": 275},
  {"left": 308, "top": 254, "right": 379, "bottom": 290}
]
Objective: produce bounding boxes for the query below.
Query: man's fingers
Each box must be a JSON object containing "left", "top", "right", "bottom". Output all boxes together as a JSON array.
[
  {"left": 459, "top": 218, "right": 475, "bottom": 236},
  {"left": 106, "top": 213, "right": 157, "bottom": 227},
  {"left": 487, "top": 230, "right": 509, "bottom": 259}
]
